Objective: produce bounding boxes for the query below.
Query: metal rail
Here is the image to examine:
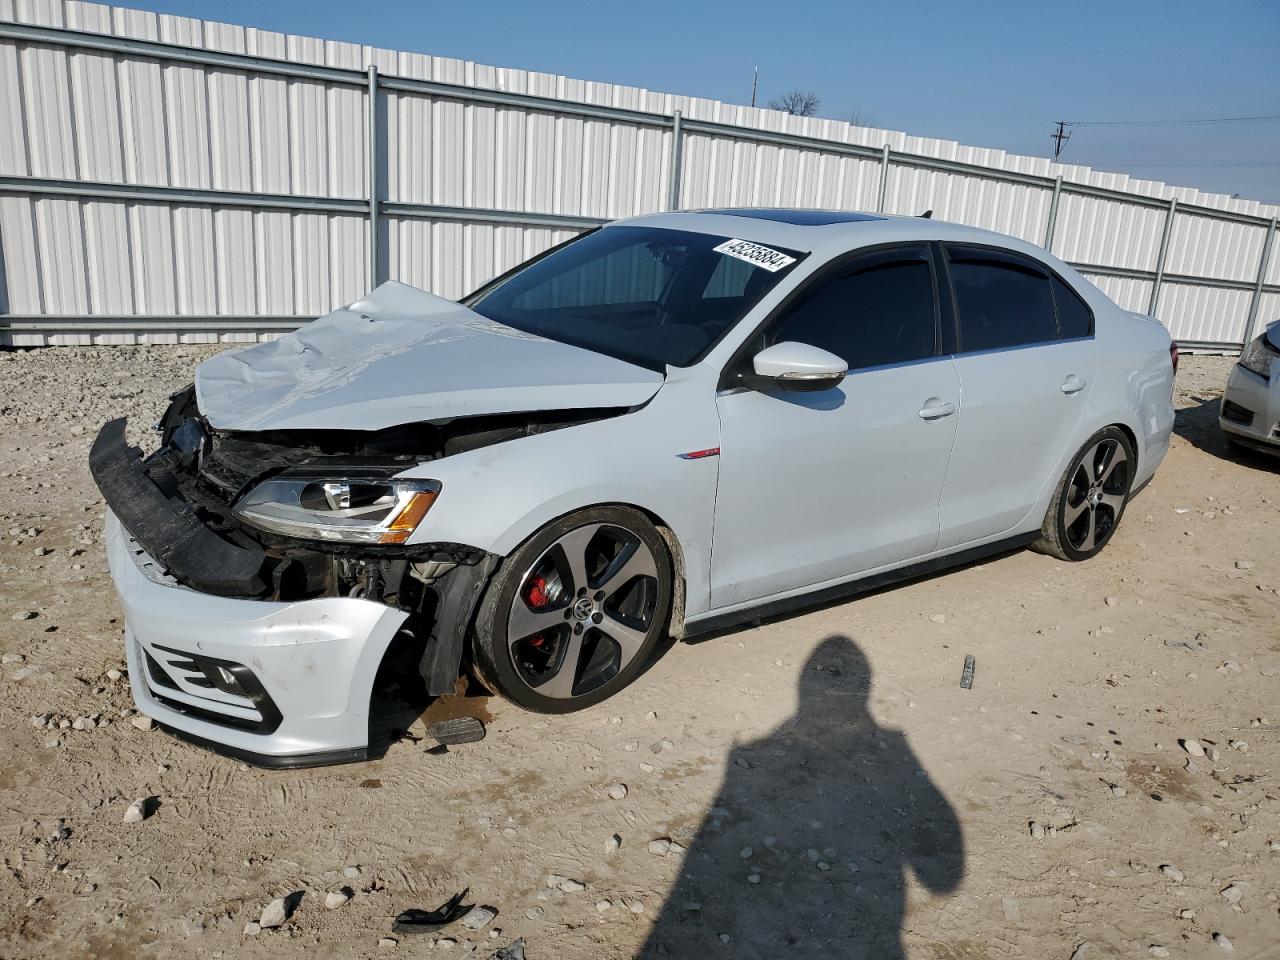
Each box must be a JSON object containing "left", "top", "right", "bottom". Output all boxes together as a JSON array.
[
  {"left": 0, "top": 315, "right": 309, "bottom": 331},
  {"left": 0, "top": 175, "right": 368, "bottom": 213},
  {"left": 0, "top": 312, "right": 1249, "bottom": 353},
  {"left": 1243, "top": 216, "right": 1278, "bottom": 343},
  {"left": 0, "top": 174, "right": 608, "bottom": 230}
]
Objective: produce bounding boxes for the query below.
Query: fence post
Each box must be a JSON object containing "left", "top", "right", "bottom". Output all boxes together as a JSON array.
[
  {"left": 1243, "top": 215, "right": 1277, "bottom": 345},
  {"left": 367, "top": 64, "right": 381, "bottom": 288},
  {"left": 876, "top": 143, "right": 891, "bottom": 213},
  {"left": 1148, "top": 197, "right": 1177, "bottom": 316},
  {"left": 666, "top": 110, "right": 684, "bottom": 211},
  {"left": 1043, "top": 175, "right": 1062, "bottom": 251}
]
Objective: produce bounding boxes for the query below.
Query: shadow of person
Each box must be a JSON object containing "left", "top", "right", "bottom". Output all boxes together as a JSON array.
[{"left": 637, "top": 635, "right": 964, "bottom": 959}]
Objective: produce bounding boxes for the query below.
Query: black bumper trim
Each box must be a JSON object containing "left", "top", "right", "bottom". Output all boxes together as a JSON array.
[
  {"left": 1222, "top": 428, "right": 1280, "bottom": 456},
  {"left": 1220, "top": 399, "right": 1255, "bottom": 427},
  {"left": 160, "top": 723, "right": 369, "bottom": 769},
  {"left": 90, "top": 417, "right": 269, "bottom": 596},
  {"left": 146, "top": 644, "right": 284, "bottom": 735}
]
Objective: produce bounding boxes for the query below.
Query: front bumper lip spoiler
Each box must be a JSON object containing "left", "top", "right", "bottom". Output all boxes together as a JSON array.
[
  {"left": 89, "top": 417, "right": 268, "bottom": 596},
  {"left": 159, "top": 723, "right": 370, "bottom": 769}
]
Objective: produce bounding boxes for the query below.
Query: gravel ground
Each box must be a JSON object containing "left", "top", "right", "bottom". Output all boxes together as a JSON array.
[{"left": 1, "top": 347, "right": 1277, "bottom": 960}]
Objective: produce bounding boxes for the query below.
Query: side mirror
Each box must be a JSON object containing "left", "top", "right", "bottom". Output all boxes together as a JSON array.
[{"left": 750, "top": 341, "right": 847, "bottom": 392}]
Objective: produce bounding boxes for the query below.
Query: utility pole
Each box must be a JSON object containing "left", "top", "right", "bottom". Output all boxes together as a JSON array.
[
  {"left": 1051, "top": 120, "right": 1071, "bottom": 159},
  {"left": 751, "top": 66, "right": 758, "bottom": 108}
]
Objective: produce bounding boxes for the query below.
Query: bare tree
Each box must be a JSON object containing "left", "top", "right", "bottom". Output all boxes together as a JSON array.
[
  {"left": 848, "top": 108, "right": 873, "bottom": 127},
  {"left": 768, "top": 90, "right": 820, "bottom": 117}
]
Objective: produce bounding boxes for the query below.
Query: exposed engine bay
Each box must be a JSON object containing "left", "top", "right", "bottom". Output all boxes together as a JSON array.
[{"left": 143, "top": 385, "right": 623, "bottom": 609}]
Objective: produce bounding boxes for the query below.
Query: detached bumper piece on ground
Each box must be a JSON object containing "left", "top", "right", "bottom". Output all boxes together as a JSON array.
[{"left": 392, "top": 890, "right": 471, "bottom": 934}]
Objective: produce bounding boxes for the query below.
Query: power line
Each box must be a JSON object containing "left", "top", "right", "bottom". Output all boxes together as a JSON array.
[{"left": 1065, "top": 114, "right": 1280, "bottom": 127}]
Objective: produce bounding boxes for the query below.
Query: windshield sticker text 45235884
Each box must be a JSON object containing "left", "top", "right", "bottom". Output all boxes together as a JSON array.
[{"left": 712, "top": 238, "right": 797, "bottom": 273}]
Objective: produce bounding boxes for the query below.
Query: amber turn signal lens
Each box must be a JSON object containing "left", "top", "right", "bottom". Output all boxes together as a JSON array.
[{"left": 379, "top": 489, "right": 440, "bottom": 544}]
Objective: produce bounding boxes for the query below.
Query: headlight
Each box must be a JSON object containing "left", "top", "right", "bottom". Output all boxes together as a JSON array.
[
  {"left": 234, "top": 472, "right": 441, "bottom": 544},
  {"left": 1239, "top": 335, "right": 1277, "bottom": 380}
]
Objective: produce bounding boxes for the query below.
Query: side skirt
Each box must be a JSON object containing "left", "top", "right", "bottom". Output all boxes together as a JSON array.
[{"left": 684, "top": 531, "right": 1039, "bottom": 640}]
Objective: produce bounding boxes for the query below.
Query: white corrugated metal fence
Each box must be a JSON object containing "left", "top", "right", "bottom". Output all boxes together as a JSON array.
[{"left": 1, "top": 0, "right": 1277, "bottom": 349}]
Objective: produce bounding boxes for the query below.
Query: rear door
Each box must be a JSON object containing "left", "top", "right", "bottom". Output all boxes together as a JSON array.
[
  {"left": 937, "top": 244, "right": 1098, "bottom": 549},
  {"left": 710, "top": 244, "right": 962, "bottom": 608}
]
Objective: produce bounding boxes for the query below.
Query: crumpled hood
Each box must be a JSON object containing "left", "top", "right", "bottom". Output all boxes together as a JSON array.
[{"left": 195, "top": 281, "right": 665, "bottom": 431}]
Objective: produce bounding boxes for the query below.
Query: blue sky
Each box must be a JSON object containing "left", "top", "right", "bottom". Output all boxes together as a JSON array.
[{"left": 120, "top": 0, "right": 1280, "bottom": 203}]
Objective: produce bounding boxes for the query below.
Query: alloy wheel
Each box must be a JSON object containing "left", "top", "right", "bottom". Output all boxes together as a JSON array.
[
  {"left": 506, "top": 523, "right": 660, "bottom": 699},
  {"left": 1063, "top": 438, "right": 1130, "bottom": 553}
]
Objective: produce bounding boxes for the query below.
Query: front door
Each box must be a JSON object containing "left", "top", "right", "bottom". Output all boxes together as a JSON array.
[{"left": 710, "top": 245, "right": 961, "bottom": 610}]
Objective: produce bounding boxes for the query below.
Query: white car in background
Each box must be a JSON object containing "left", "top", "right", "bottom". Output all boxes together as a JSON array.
[
  {"left": 1220, "top": 320, "right": 1280, "bottom": 454},
  {"left": 91, "top": 209, "right": 1177, "bottom": 767}
]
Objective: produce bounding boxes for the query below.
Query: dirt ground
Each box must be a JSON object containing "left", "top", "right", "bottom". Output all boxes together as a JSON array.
[{"left": 0, "top": 347, "right": 1277, "bottom": 960}]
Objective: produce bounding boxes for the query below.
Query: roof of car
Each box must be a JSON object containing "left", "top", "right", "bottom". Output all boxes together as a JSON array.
[{"left": 610, "top": 207, "right": 1078, "bottom": 277}]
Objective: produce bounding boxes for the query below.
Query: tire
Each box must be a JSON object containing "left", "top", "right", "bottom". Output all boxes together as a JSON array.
[
  {"left": 469, "top": 505, "right": 673, "bottom": 713},
  {"left": 1033, "top": 426, "right": 1136, "bottom": 562}
]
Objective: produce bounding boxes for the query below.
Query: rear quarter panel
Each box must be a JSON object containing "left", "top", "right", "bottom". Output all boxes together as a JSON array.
[
  {"left": 1083, "top": 299, "right": 1176, "bottom": 490},
  {"left": 1012, "top": 279, "right": 1174, "bottom": 536}
]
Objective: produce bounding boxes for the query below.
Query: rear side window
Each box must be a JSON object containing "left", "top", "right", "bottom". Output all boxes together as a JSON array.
[
  {"left": 766, "top": 257, "right": 937, "bottom": 371},
  {"left": 1052, "top": 275, "right": 1094, "bottom": 339},
  {"left": 949, "top": 252, "right": 1057, "bottom": 352}
]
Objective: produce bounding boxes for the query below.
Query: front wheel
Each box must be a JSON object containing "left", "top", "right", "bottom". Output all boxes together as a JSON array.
[
  {"left": 1034, "top": 427, "right": 1136, "bottom": 562},
  {"left": 469, "top": 506, "right": 673, "bottom": 713}
]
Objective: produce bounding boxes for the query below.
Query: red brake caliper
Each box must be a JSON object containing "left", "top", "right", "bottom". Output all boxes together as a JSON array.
[{"left": 525, "top": 575, "right": 549, "bottom": 648}]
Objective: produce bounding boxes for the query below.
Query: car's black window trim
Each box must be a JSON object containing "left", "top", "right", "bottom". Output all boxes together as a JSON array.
[
  {"left": 718, "top": 241, "right": 946, "bottom": 389},
  {"left": 937, "top": 241, "right": 1096, "bottom": 354},
  {"left": 1048, "top": 272, "right": 1096, "bottom": 340}
]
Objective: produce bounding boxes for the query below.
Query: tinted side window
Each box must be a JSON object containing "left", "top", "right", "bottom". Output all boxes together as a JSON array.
[
  {"left": 767, "top": 259, "right": 936, "bottom": 371},
  {"left": 1052, "top": 275, "right": 1093, "bottom": 339},
  {"left": 949, "top": 255, "right": 1057, "bottom": 352}
]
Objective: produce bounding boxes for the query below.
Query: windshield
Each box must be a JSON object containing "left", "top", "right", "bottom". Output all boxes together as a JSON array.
[{"left": 465, "top": 226, "right": 805, "bottom": 371}]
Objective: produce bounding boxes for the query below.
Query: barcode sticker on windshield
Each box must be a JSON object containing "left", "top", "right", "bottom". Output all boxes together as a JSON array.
[{"left": 713, "top": 238, "right": 797, "bottom": 272}]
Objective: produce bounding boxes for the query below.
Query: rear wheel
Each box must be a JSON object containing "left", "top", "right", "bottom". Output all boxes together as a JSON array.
[
  {"left": 470, "top": 506, "right": 672, "bottom": 713},
  {"left": 1034, "top": 427, "right": 1135, "bottom": 561}
]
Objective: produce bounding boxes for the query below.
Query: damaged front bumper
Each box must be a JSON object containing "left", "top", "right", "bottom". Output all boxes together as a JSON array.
[
  {"left": 92, "top": 418, "right": 497, "bottom": 767},
  {"left": 108, "top": 511, "right": 407, "bottom": 766}
]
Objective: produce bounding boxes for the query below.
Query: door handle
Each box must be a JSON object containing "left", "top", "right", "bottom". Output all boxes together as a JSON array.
[
  {"left": 918, "top": 399, "right": 956, "bottom": 420},
  {"left": 1061, "top": 375, "right": 1086, "bottom": 395}
]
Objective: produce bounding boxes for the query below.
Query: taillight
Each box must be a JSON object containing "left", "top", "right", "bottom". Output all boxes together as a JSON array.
[{"left": 1169, "top": 341, "right": 1179, "bottom": 374}]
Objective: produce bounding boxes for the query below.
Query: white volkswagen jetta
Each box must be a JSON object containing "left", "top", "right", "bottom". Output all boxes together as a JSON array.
[{"left": 92, "top": 209, "right": 1176, "bottom": 766}]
